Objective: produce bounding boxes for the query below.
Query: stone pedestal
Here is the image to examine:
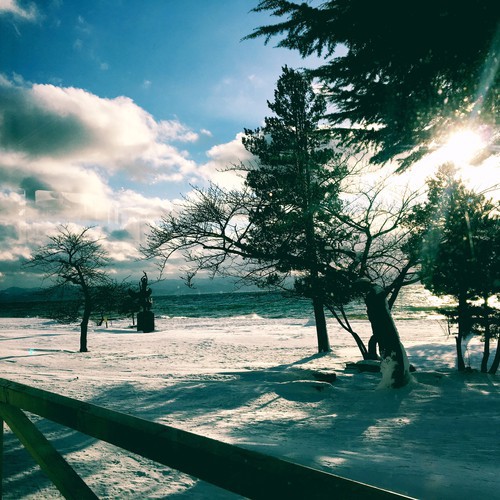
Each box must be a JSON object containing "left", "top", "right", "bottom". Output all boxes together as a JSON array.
[{"left": 137, "top": 310, "right": 155, "bottom": 333}]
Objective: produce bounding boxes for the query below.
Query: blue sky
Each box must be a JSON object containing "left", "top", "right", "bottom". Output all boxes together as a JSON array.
[
  {"left": 0, "top": 0, "right": 320, "bottom": 288},
  {"left": 1, "top": 1, "right": 497, "bottom": 291}
]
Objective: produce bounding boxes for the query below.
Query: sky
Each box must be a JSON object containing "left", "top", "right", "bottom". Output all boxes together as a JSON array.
[
  {"left": 0, "top": 0, "right": 321, "bottom": 289},
  {"left": 0, "top": 1, "right": 497, "bottom": 292}
]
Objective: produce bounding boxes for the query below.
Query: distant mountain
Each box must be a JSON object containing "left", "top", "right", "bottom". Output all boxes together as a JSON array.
[
  {"left": 0, "top": 287, "right": 45, "bottom": 302},
  {"left": 0, "top": 279, "right": 259, "bottom": 303}
]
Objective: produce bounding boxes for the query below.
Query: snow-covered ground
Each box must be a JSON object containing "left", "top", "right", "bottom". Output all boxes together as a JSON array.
[{"left": 1, "top": 315, "right": 499, "bottom": 499}]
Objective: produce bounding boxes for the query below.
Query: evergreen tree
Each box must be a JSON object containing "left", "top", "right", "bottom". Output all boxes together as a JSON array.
[
  {"left": 246, "top": 1, "right": 499, "bottom": 169},
  {"left": 413, "top": 165, "right": 500, "bottom": 371},
  {"left": 242, "top": 66, "right": 346, "bottom": 352},
  {"left": 145, "top": 67, "right": 349, "bottom": 354}
]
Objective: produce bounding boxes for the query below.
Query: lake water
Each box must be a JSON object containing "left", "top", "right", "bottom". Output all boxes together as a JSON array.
[
  {"left": 154, "top": 285, "right": 443, "bottom": 320},
  {"left": 0, "top": 284, "right": 446, "bottom": 321}
]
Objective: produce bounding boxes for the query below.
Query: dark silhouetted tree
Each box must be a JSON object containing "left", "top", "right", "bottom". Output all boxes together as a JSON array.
[
  {"left": 242, "top": 65, "right": 348, "bottom": 352},
  {"left": 25, "top": 225, "right": 110, "bottom": 352},
  {"left": 146, "top": 67, "right": 348, "bottom": 353},
  {"left": 145, "top": 68, "right": 420, "bottom": 387},
  {"left": 246, "top": 0, "right": 499, "bottom": 169},
  {"left": 410, "top": 165, "right": 500, "bottom": 371},
  {"left": 93, "top": 279, "right": 137, "bottom": 327},
  {"left": 320, "top": 175, "right": 420, "bottom": 386}
]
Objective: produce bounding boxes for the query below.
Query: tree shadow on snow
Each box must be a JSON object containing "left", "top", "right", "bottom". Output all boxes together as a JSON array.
[
  {"left": 3, "top": 349, "right": 498, "bottom": 499},
  {"left": 85, "top": 364, "right": 321, "bottom": 422}
]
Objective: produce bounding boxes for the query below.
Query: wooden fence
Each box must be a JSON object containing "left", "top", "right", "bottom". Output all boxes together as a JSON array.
[{"left": 0, "top": 378, "right": 414, "bottom": 499}]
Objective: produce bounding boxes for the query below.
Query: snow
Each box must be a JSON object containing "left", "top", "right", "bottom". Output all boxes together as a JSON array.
[
  {"left": 378, "top": 343, "right": 411, "bottom": 389},
  {"left": 1, "top": 315, "right": 499, "bottom": 499}
]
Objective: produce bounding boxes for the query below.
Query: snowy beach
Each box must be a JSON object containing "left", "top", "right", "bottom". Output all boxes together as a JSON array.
[{"left": 1, "top": 314, "right": 499, "bottom": 499}]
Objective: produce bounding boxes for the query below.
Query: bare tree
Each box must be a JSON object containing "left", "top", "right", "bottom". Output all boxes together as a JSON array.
[
  {"left": 144, "top": 184, "right": 273, "bottom": 286},
  {"left": 321, "top": 176, "right": 422, "bottom": 386},
  {"left": 24, "top": 225, "right": 110, "bottom": 352}
]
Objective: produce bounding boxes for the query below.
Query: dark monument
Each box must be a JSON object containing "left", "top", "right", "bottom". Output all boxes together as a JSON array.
[{"left": 129, "top": 272, "right": 155, "bottom": 333}]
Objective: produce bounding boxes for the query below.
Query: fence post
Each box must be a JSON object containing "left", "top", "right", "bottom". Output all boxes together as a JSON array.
[{"left": 0, "top": 403, "right": 97, "bottom": 500}]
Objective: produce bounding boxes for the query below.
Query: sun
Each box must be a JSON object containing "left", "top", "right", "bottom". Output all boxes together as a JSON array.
[
  {"left": 407, "top": 125, "right": 497, "bottom": 196},
  {"left": 438, "top": 128, "right": 487, "bottom": 166},
  {"left": 417, "top": 125, "right": 499, "bottom": 199}
]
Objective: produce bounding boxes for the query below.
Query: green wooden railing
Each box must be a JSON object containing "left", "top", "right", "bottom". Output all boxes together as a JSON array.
[{"left": 0, "top": 378, "right": 414, "bottom": 499}]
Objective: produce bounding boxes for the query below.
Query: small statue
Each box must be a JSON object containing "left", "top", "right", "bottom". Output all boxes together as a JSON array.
[
  {"left": 139, "top": 272, "right": 153, "bottom": 311},
  {"left": 129, "top": 271, "right": 155, "bottom": 332}
]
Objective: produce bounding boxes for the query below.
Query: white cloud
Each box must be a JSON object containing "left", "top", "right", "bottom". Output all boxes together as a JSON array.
[
  {"left": 157, "top": 120, "right": 198, "bottom": 143},
  {"left": 114, "top": 189, "right": 175, "bottom": 221},
  {"left": 0, "top": 0, "right": 38, "bottom": 21},
  {"left": 0, "top": 200, "right": 169, "bottom": 287},
  {"left": 0, "top": 77, "right": 199, "bottom": 183},
  {"left": 73, "top": 38, "right": 83, "bottom": 50},
  {"left": 205, "top": 72, "right": 274, "bottom": 124},
  {"left": 0, "top": 73, "right": 13, "bottom": 87},
  {"left": 76, "top": 15, "right": 91, "bottom": 34},
  {"left": 197, "top": 133, "right": 254, "bottom": 189},
  {"left": 71, "top": 16, "right": 112, "bottom": 74}
]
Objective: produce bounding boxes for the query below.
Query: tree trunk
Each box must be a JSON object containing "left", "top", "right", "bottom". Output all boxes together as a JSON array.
[
  {"left": 481, "top": 337, "right": 490, "bottom": 373},
  {"left": 367, "top": 335, "right": 379, "bottom": 360},
  {"left": 480, "top": 299, "right": 490, "bottom": 373},
  {"left": 300, "top": 142, "right": 330, "bottom": 354},
  {"left": 324, "top": 303, "right": 368, "bottom": 358},
  {"left": 488, "top": 336, "right": 500, "bottom": 374},
  {"left": 80, "top": 317, "right": 89, "bottom": 352},
  {"left": 313, "top": 297, "right": 330, "bottom": 353},
  {"left": 350, "top": 329, "right": 369, "bottom": 359},
  {"left": 456, "top": 294, "right": 469, "bottom": 371},
  {"left": 455, "top": 336, "right": 466, "bottom": 372},
  {"left": 364, "top": 284, "right": 410, "bottom": 388},
  {"left": 80, "top": 294, "right": 91, "bottom": 353},
  {"left": 305, "top": 211, "right": 330, "bottom": 353}
]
